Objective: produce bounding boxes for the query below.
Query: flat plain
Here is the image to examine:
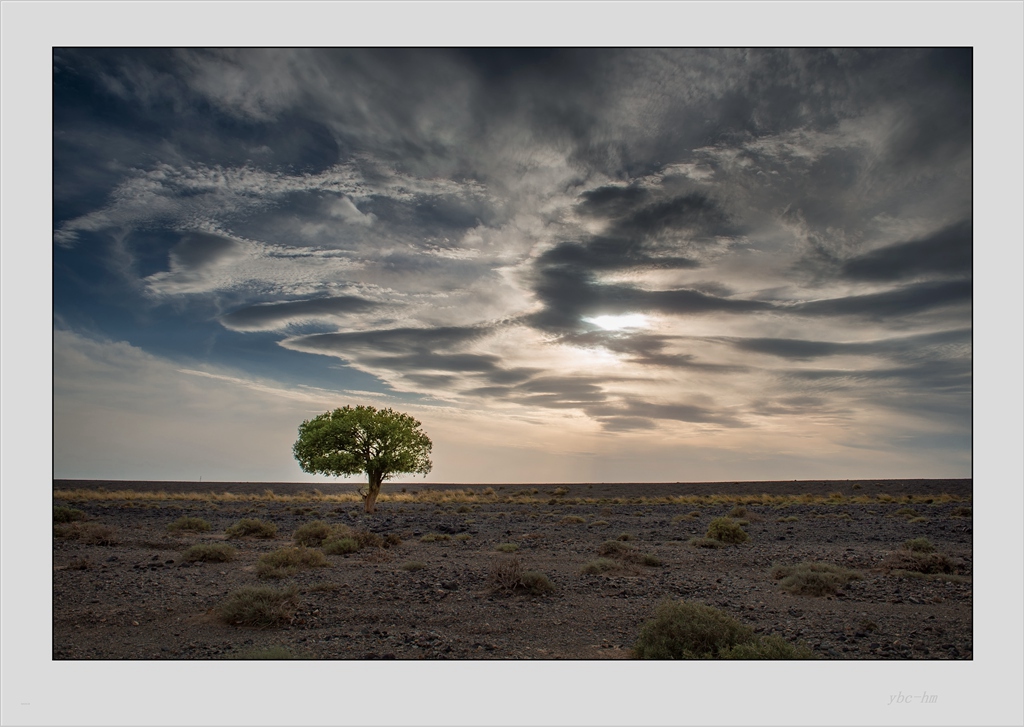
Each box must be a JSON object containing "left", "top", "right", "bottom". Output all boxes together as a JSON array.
[{"left": 52, "top": 478, "right": 972, "bottom": 660}]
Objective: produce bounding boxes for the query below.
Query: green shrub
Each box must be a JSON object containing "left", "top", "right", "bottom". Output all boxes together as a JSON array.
[
  {"left": 727, "top": 506, "right": 747, "bottom": 518},
  {"left": 53, "top": 506, "right": 87, "bottom": 524},
  {"left": 166, "top": 516, "right": 211, "bottom": 533},
  {"left": 903, "top": 537, "right": 934, "bottom": 553},
  {"left": 322, "top": 537, "right": 359, "bottom": 555},
  {"left": 771, "top": 562, "right": 862, "bottom": 596},
  {"left": 454, "top": 533, "right": 472, "bottom": 542},
  {"left": 400, "top": 561, "right": 426, "bottom": 571},
  {"left": 520, "top": 571, "right": 556, "bottom": 595},
  {"left": 217, "top": 586, "right": 299, "bottom": 627},
  {"left": 293, "top": 520, "right": 333, "bottom": 547},
  {"left": 777, "top": 515, "right": 800, "bottom": 523},
  {"left": 634, "top": 600, "right": 754, "bottom": 659},
  {"left": 706, "top": 517, "right": 748, "bottom": 544},
  {"left": 257, "top": 547, "right": 329, "bottom": 578},
  {"left": 720, "top": 635, "right": 816, "bottom": 659},
  {"left": 225, "top": 518, "right": 277, "bottom": 539},
  {"left": 581, "top": 558, "right": 620, "bottom": 575},
  {"left": 181, "top": 543, "right": 236, "bottom": 563},
  {"left": 495, "top": 543, "right": 518, "bottom": 553}
]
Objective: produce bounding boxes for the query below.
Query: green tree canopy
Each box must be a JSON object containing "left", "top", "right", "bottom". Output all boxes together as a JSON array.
[{"left": 293, "top": 405, "right": 432, "bottom": 513}]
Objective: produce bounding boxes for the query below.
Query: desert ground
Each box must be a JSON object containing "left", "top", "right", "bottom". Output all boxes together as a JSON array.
[{"left": 52, "top": 478, "right": 972, "bottom": 660}]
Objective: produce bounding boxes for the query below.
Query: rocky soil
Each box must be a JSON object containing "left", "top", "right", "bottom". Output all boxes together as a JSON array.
[{"left": 52, "top": 479, "right": 972, "bottom": 660}]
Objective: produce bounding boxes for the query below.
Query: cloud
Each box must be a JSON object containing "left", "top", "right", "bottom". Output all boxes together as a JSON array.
[
  {"left": 220, "top": 295, "right": 382, "bottom": 332},
  {"left": 839, "top": 219, "right": 972, "bottom": 281},
  {"left": 791, "top": 279, "right": 972, "bottom": 318}
]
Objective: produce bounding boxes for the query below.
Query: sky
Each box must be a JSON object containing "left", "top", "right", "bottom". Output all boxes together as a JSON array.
[{"left": 52, "top": 48, "right": 974, "bottom": 484}]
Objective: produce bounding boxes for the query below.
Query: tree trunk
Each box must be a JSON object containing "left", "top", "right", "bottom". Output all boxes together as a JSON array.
[{"left": 364, "top": 474, "right": 382, "bottom": 513}]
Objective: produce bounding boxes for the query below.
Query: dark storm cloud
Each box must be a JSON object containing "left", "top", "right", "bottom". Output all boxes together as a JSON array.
[
  {"left": 840, "top": 220, "right": 972, "bottom": 282},
  {"left": 721, "top": 328, "right": 970, "bottom": 361},
  {"left": 588, "top": 400, "right": 746, "bottom": 430},
  {"left": 169, "top": 232, "right": 242, "bottom": 270},
  {"left": 791, "top": 280, "right": 971, "bottom": 319},
  {"left": 537, "top": 237, "right": 701, "bottom": 273},
  {"left": 220, "top": 295, "right": 381, "bottom": 332}
]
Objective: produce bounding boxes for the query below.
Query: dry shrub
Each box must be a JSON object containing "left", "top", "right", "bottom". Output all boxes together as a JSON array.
[
  {"left": 400, "top": 561, "right": 426, "bottom": 571},
  {"left": 488, "top": 556, "right": 554, "bottom": 595},
  {"left": 489, "top": 555, "right": 524, "bottom": 591},
  {"left": 950, "top": 506, "right": 972, "bottom": 518},
  {"left": 217, "top": 586, "right": 299, "bottom": 627},
  {"left": 559, "top": 515, "right": 586, "bottom": 524},
  {"left": 771, "top": 562, "right": 862, "bottom": 596},
  {"left": 706, "top": 517, "right": 748, "bottom": 544},
  {"left": 495, "top": 543, "right": 518, "bottom": 552},
  {"left": 225, "top": 518, "right": 277, "bottom": 539}
]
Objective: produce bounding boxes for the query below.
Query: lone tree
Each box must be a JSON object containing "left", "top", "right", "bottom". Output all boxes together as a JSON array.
[{"left": 293, "top": 406, "right": 432, "bottom": 513}]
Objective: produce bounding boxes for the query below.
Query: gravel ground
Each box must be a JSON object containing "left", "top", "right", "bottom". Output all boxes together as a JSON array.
[{"left": 52, "top": 479, "right": 972, "bottom": 660}]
